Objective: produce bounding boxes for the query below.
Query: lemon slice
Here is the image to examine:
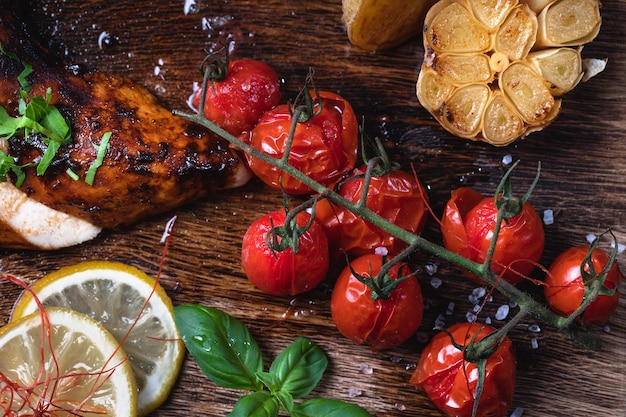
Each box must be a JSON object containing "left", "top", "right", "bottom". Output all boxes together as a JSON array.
[
  {"left": 0, "top": 307, "right": 137, "bottom": 416},
  {"left": 11, "top": 261, "right": 184, "bottom": 416}
]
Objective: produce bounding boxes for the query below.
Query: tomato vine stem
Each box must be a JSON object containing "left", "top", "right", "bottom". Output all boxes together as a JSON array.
[{"left": 173, "top": 76, "right": 616, "bottom": 352}]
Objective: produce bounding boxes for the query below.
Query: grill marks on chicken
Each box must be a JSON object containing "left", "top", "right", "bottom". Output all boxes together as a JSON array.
[
  {"left": 9, "top": 71, "right": 250, "bottom": 229},
  {"left": 0, "top": 6, "right": 251, "bottom": 247}
]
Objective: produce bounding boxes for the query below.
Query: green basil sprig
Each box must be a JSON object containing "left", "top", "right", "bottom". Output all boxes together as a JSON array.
[{"left": 174, "top": 304, "right": 372, "bottom": 417}]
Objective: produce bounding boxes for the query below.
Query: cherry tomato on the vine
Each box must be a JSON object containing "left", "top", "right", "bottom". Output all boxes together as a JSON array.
[
  {"left": 316, "top": 165, "right": 428, "bottom": 258},
  {"left": 330, "top": 254, "right": 423, "bottom": 351},
  {"left": 191, "top": 59, "right": 282, "bottom": 136},
  {"left": 410, "top": 322, "right": 516, "bottom": 417},
  {"left": 544, "top": 245, "right": 623, "bottom": 325},
  {"left": 241, "top": 209, "right": 329, "bottom": 296},
  {"left": 245, "top": 90, "right": 358, "bottom": 195},
  {"left": 441, "top": 187, "right": 544, "bottom": 284}
]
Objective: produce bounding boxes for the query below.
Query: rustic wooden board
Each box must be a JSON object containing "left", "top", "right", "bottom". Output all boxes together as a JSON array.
[{"left": 1, "top": 1, "right": 625, "bottom": 416}]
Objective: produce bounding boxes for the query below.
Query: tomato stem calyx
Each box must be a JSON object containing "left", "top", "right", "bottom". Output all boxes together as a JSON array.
[
  {"left": 199, "top": 47, "right": 230, "bottom": 82},
  {"left": 288, "top": 68, "right": 323, "bottom": 123},
  {"left": 265, "top": 197, "right": 320, "bottom": 256},
  {"left": 494, "top": 160, "right": 541, "bottom": 221},
  {"left": 348, "top": 253, "right": 417, "bottom": 301}
]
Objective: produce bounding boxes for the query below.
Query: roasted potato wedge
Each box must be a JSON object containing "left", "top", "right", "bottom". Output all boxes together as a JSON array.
[{"left": 342, "top": 0, "right": 437, "bottom": 51}]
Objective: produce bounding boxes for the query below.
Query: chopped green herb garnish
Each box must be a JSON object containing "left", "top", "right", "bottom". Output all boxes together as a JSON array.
[
  {"left": 65, "top": 168, "right": 79, "bottom": 181},
  {"left": 0, "top": 45, "right": 72, "bottom": 183},
  {"left": 85, "top": 132, "right": 112, "bottom": 186}
]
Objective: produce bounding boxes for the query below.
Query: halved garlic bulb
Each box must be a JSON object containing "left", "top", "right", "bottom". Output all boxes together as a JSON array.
[{"left": 417, "top": 0, "right": 601, "bottom": 146}]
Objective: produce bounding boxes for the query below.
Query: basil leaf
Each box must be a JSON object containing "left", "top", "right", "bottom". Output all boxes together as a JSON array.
[
  {"left": 292, "top": 398, "right": 373, "bottom": 417},
  {"left": 256, "top": 371, "right": 280, "bottom": 392},
  {"left": 273, "top": 390, "right": 294, "bottom": 414},
  {"left": 268, "top": 336, "right": 327, "bottom": 399},
  {"left": 226, "top": 391, "right": 279, "bottom": 417},
  {"left": 174, "top": 304, "right": 263, "bottom": 391}
]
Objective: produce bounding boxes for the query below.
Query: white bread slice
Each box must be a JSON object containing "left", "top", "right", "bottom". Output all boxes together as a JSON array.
[{"left": 0, "top": 181, "right": 101, "bottom": 250}]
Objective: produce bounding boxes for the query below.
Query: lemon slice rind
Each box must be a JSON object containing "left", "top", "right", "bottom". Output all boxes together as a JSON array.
[
  {"left": 0, "top": 306, "right": 137, "bottom": 416},
  {"left": 11, "top": 261, "right": 184, "bottom": 416}
]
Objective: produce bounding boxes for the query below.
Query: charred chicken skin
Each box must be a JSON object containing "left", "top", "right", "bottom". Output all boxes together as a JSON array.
[{"left": 0, "top": 5, "right": 251, "bottom": 248}]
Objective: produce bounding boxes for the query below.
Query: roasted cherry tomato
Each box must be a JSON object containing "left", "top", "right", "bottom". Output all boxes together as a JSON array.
[
  {"left": 191, "top": 59, "right": 282, "bottom": 136},
  {"left": 330, "top": 254, "right": 423, "bottom": 351},
  {"left": 241, "top": 209, "right": 329, "bottom": 296},
  {"left": 544, "top": 245, "right": 623, "bottom": 325},
  {"left": 245, "top": 90, "right": 358, "bottom": 195},
  {"left": 410, "top": 322, "right": 516, "bottom": 417},
  {"left": 441, "top": 187, "right": 544, "bottom": 284},
  {"left": 316, "top": 165, "right": 428, "bottom": 257}
]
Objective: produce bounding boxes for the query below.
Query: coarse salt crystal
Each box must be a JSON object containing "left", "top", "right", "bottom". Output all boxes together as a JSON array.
[
  {"left": 473, "top": 287, "right": 486, "bottom": 298},
  {"left": 184, "top": 0, "right": 197, "bottom": 15},
  {"left": 469, "top": 287, "right": 486, "bottom": 305},
  {"left": 610, "top": 240, "right": 626, "bottom": 254},
  {"left": 528, "top": 324, "right": 541, "bottom": 333},
  {"left": 510, "top": 407, "right": 524, "bottom": 417},
  {"left": 435, "top": 314, "right": 446, "bottom": 328},
  {"left": 543, "top": 209, "right": 554, "bottom": 225},
  {"left": 446, "top": 302, "right": 455, "bottom": 315},
  {"left": 359, "top": 363, "right": 374, "bottom": 375},
  {"left": 485, "top": 316, "right": 492, "bottom": 324},
  {"left": 395, "top": 403, "right": 407, "bottom": 411},
  {"left": 530, "top": 338, "right": 539, "bottom": 349},
  {"left": 603, "top": 325, "right": 611, "bottom": 333},
  {"left": 425, "top": 262, "right": 438, "bottom": 275},
  {"left": 495, "top": 304, "right": 510, "bottom": 320},
  {"left": 348, "top": 387, "right": 362, "bottom": 397},
  {"left": 97, "top": 31, "right": 109, "bottom": 49},
  {"left": 374, "top": 246, "right": 388, "bottom": 256},
  {"left": 586, "top": 234, "right": 597, "bottom": 244},
  {"left": 502, "top": 154, "right": 513, "bottom": 165},
  {"left": 466, "top": 311, "right": 477, "bottom": 322},
  {"left": 430, "top": 277, "right": 443, "bottom": 289}
]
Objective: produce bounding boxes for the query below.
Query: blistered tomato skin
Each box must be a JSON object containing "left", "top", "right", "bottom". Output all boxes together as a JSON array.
[
  {"left": 330, "top": 254, "right": 424, "bottom": 351},
  {"left": 410, "top": 323, "right": 516, "bottom": 417},
  {"left": 191, "top": 59, "right": 282, "bottom": 137},
  {"left": 246, "top": 91, "right": 358, "bottom": 195},
  {"left": 545, "top": 246, "right": 623, "bottom": 325},
  {"left": 441, "top": 187, "right": 484, "bottom": 260},
  {"left": 315, "top": 166, "right": 428, "bottom": 258},
  {"left": 441, "top": 188, "right": 544, "bottom": 284},
  {"left": 241, "top": 210, "right": 329, "bottom": 296}
]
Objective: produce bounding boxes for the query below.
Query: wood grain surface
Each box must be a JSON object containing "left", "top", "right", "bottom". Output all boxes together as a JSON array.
[{"left": 1, "top": 1, "right": 625, "bottom": 416}]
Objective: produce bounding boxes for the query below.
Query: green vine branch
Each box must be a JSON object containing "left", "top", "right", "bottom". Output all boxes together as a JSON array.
[{"left": 173, "top": 76, "right": 618, "bottom": 352}]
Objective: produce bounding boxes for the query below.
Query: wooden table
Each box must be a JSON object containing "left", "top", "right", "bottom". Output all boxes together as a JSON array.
[{"left": 1, "top": 1, "right": 625, "bottom": 416}]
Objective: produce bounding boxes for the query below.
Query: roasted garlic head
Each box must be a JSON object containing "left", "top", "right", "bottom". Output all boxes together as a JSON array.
[{"left": 416, "top": 0, "right": 601, "bottom": 146}]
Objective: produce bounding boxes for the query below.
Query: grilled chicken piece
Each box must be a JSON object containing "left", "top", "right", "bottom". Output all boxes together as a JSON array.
[{"left": 0, "top": 5, "right": 251, "bottom": 249}]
